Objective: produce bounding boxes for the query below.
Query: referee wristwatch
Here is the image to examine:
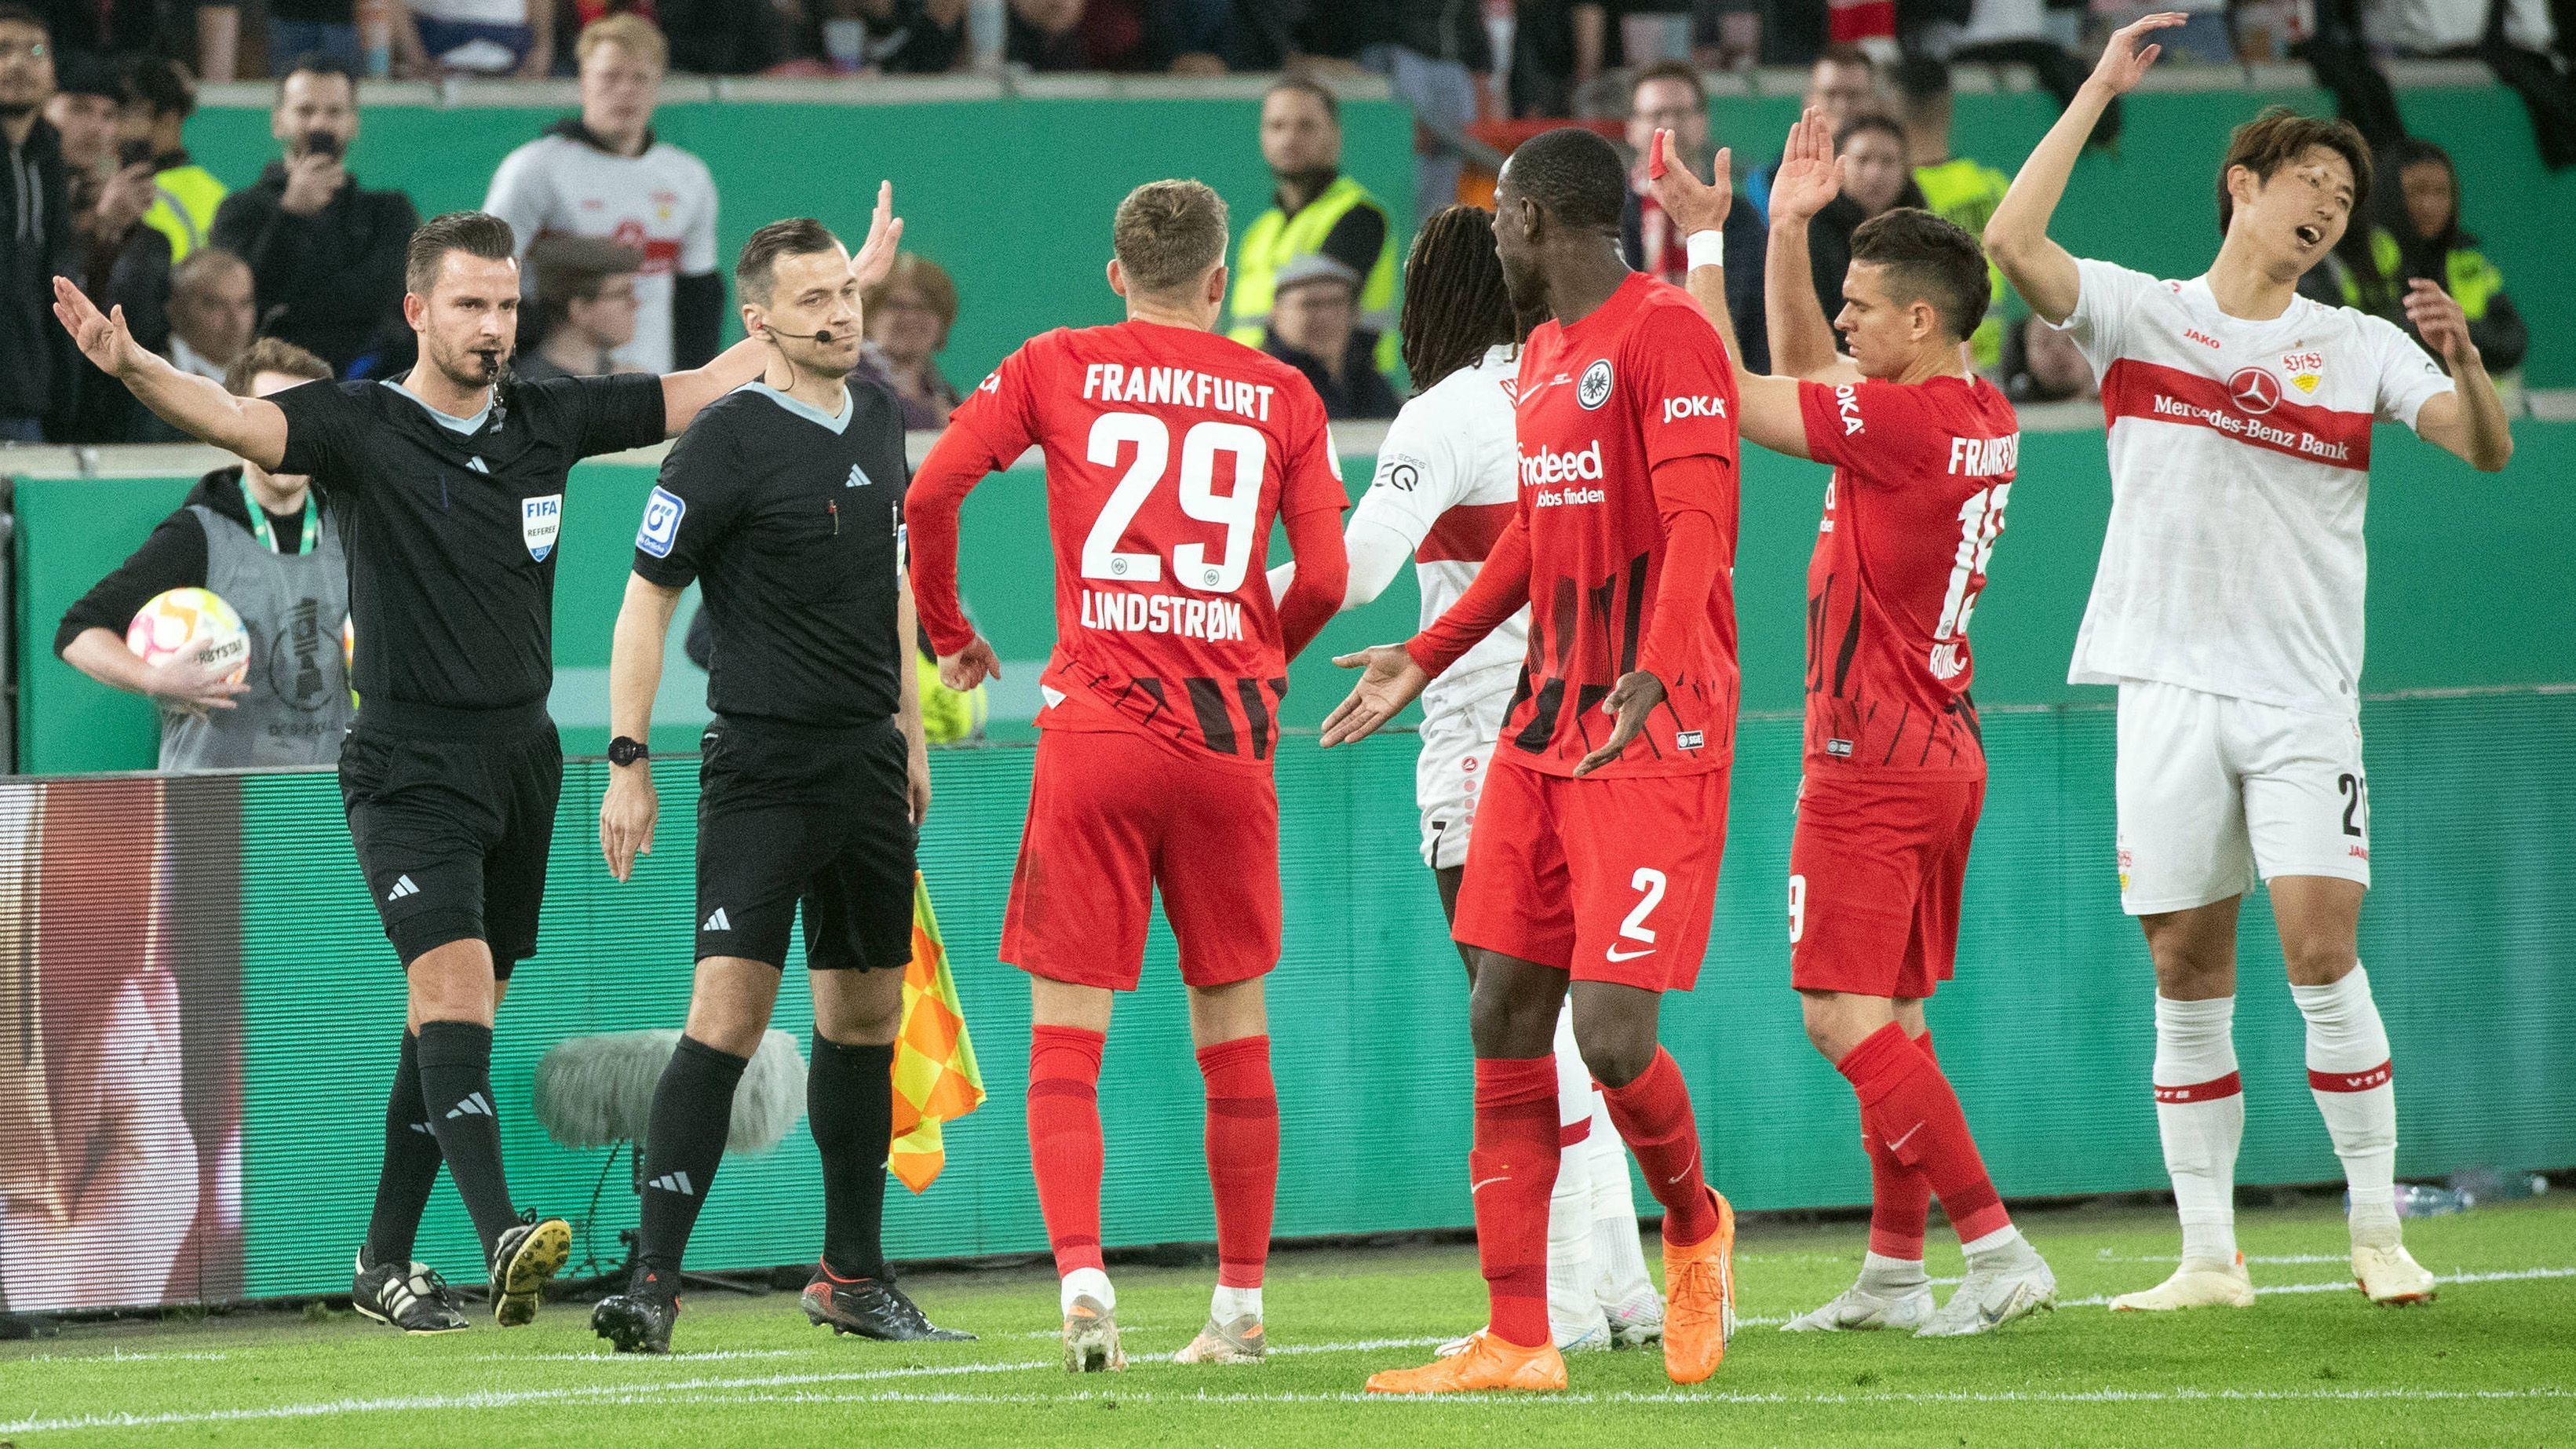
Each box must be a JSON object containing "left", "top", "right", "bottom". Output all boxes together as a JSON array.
[{"left": 608, "top": 736, "right": 651, "bottom": 767}]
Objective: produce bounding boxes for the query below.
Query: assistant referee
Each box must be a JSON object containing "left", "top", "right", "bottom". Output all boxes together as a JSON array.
[
  {"left": 589, "top": 217, "right": 965, "bottom": 1355},
  {"left": 46, "top": 200, "right": 881, "bottom": 1333}
]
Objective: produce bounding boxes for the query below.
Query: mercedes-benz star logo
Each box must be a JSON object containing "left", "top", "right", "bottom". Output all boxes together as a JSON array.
[{"left": 2227, "top": 367, "right": 2282, "bottom": 414}]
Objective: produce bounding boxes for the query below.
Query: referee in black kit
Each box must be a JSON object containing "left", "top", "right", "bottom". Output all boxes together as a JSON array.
[
  {"left": 49, "top": 189, "right": 900, "bottom": 1335},
  {"left": 589, "top": 218, "right": 966, "bottom": 1355}
]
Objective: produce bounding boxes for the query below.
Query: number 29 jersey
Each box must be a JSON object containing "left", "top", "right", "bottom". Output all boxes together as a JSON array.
[{"left": 942, "top": 320, "right": 1348, "bottom": 765}]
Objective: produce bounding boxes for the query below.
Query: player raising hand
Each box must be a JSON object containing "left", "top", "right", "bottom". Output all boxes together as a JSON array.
[{"left": 1651, "top": 117, "right": 2058, "bottom": 1338}]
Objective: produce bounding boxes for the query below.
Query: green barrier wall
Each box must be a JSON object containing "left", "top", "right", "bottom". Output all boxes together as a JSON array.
[
  {"left": 172, "top": 96, "right": 1418, "bottom": 391},
  {"left": 228, "top": 692, "right": 2574, "bottom": 1297},
  {"left": 164, "top": 85, "right": 2576, "bottom": 388},
  {"left": 20, "top": 421, "right": 2576, "bottom": 773}
]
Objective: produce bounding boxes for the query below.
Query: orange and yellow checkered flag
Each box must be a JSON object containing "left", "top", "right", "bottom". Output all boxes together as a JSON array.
[{"left": 888, "top": 871, "right": 985, "bottom": 1192}]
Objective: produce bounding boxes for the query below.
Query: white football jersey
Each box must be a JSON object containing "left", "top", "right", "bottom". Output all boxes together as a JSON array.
[
  {"left": 2056, "top": 257, "right": 2454, "bottom": 712},
  {"left": 1350, "top": 344, "right": 1527, "bottom": 723},
  {"left": 483, "top": 132, "right": 721, "bottom": 375}
]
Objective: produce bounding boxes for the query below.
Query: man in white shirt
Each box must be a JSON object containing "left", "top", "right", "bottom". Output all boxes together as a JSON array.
[
  {"left": 481, "top": 13, "right": 719, "bottom": 374},
  {"left": 1986, "top": 13, "right": 2512, "bottom": 1313},
  {"left": 1272, "top": 206, "right": 1667, "bottom": 1355}
]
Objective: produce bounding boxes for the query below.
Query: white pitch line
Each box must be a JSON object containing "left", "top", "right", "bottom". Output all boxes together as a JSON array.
[
  {"left": 380, "top": 1385, "right": 2576, "bottom": 1411},
  {"left": 8, "top": 1265, "right": 2571, "bottom": 1435}
]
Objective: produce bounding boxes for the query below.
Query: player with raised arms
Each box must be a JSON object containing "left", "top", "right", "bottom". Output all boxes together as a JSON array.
[
  {"left": 1648, "top": 113, "right": 2058, "bottom": 1337},
  {"left": 1326, "top": 126, "right": 1743, "bottom": 1395},
  {"left": 1984, "top": 16, "right": 2513, "bottom": 1310},
  {"left": 904, "top": 179, "right": 1350, "bottom": 1371},
  {"left": 1269, "top": 205, "right": 1667, "bottom": 1354}
]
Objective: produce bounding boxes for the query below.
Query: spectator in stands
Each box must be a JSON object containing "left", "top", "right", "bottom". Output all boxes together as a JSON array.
[
  {"left": 856, "top": 250, "right": 962, "bottom": 429},
  {"left": 1996, "top": 312, "right": 2096, "bottom": 403},
  {"left": 238, "top": 1, "right": 364, "bottom": 78},
  {"left": 2308, "top": 138, "right": 2528, "bottom": 384},
  {"left": 20, "top": 0, "right": 199, "bottom": 68},
  {"left": 210, "top": 56, "right": 418, "bottom": 378},
  {"left": 395, "top": 0, "right": 551, "bottom": 76},
  {"left": 483, "top": 15, "right": 720, "bottom": 373},
  {"left": 1006, "top": 0, "right": 1085, "bottom": 68},
  {"left": 52, "top": 51, "right": 166, "bottom": 440},
  {"left": 57, "top": 338, "right": 355, "bottom": 772},
  {"left": 846, "top": 0, "right": 968, "bottom": 73},
  {"left": 1803, "top": 112, "right": 1926, "bottom": 330},
  {"left": 119, "top": 56, "right": 223, "bottom": 264},
  {"left": 1335, "top": 0, "right": 1494, "bottom": 226},
  {"left": 164, "top": 245, "right": 253, "bottom": 381},
  {"left": 1261, "top": 254, "right": 1398, "bottom": 420},
  {"left": 1228, "top": 76, "right": 1399, "bottom": 378},
  {"left": 0, "top": 5, "right": 73, "bottom": 442},
  {"left": 1621, "top": 58, "right": 1768, "bottom": 371},
  {"left": 1891, "top": 55, "right": 2013, "bottom": 368},
  {"left": 514, "top": 233, "right": 640, "bottom": 381},
  {"left": 1747, "top": 42, "right": 1876, "bottom": 220}
]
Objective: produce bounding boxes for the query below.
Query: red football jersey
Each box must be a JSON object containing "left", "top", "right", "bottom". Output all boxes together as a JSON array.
[
  {"left": 1504, "top": 272, "right": 1741, "bottom": 779},
  {"left": 943, "top": 320, "right": 1347, "bottom": 765},
  {"left": 1794, "top": 374, "right": 2020, "bottom": 776}
]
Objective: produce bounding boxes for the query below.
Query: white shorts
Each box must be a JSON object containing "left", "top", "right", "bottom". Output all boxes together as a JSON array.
[
  {"left": 1417, "top": 692, "right": 1508, "bottom": 870},
  {"left": 2114, "top": 679, "right": 2372, "bottom": 915}
]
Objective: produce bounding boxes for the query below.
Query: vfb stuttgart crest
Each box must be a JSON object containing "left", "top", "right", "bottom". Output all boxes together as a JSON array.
[{"left": 1578, "top": 358, "right": 1614, "bottom": 410}]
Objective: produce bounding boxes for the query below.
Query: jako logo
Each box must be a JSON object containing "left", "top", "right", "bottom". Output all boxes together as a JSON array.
[
  {"left": 2184, "top": 328, "right": 2223, "bottom": 349},
  {"left": 1520, "top": 440, "right": 1604, "bottom": 487},
  {"left": 1662, "top": 395, "right": 1727, "bottom": 423}
]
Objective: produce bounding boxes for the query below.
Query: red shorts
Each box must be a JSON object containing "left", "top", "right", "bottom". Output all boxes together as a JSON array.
[
  {"left": 1788, "top": 769, "right": 1983, "bottom": 999},
  {"left": 1002, "top": 724, "right": 1280, "bottom": 991},
  {"left": 1450, "top": 758, "right": 1728, "bottom": 991}
]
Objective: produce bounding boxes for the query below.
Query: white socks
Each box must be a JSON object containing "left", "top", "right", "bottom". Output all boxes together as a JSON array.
[
  {"left": 1545, "top": 1004, "right": 1607, "bottom": 1330},
  {"left": 2290, "top": 963, "right": 2399, "bottom": 1237},
  {"left": 2152, "top": 993, "right": 2246, "bottom": 1266},
  {"left": 1961, "top": 1225, "right": 2031, "bottom": 1265},
  {"left": 1858, "top": 1250, "right": 1928, "bottom": 1292},
  {"left": 1211, "top": 1283, "right": 1261, "bottom": 1324},
  {"left": 1583, "top": 1089, "right": 1656, "bottom": 1304},
  {"left": 1061, "top": 1266, "right": 1113, "bottom": 1316}
]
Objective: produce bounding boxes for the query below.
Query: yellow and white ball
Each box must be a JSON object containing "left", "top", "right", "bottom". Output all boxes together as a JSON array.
[{"left": 126, "top": 587, "right": 250, "bottom": 684}]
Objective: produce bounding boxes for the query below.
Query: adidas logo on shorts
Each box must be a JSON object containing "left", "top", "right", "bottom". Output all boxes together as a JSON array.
[
  {"left": 648, "top": 1171, "right": 695, "bottom": 1196},
  {"left": 703, "top": 907, "right": 732, "bottom": 932},
  {"left": 445, "top": 1092, "right": 493, "bottom": 1120},
  {"left": 385, "top": 874, "right": 419, "bottom": 902}
]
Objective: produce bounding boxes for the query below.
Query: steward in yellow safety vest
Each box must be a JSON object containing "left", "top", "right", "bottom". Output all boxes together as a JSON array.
[
  {"left": 1227, "top": 78, "right": 1400, "bottom": 376},
  {"left": 1895, "top": 57, "right": 2016, "bottom": 369},
  {"left": 122, "top": 57, "right": 227, "bottom": 263},
  {"left": 2310, "top": 139, "right": 2525, "bottom": 382}
]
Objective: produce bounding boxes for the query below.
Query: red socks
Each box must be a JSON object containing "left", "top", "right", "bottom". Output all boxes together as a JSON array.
[
  {"left": 1865, "top": 1029, "right": 1935, "bottom": 1260},
  {"left": 1598, "top": 1047, "right": 1719, "bottom": 1246},
  {"left": 1027, "top": 1025, "right": 1107, "bottom": 1277},
  {"left": 1837, "top": 1022, "right": 2009, "bottom": 1246},
  {"left": 1471, "top": 1057, "right": 1562, "bottom": 1348},
  {"left": 1196, "top": 1035, "right": 1279, "bottom": 1290}
]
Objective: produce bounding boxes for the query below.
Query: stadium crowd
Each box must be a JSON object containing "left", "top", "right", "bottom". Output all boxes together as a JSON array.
[{"left": 0, "top": 2, "right": 2549, "bottom": 445}]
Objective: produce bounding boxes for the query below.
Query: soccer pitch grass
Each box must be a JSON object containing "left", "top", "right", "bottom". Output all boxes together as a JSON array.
[{"left": 6, "top": 1195, "right": 2571, "bottom": 1447}]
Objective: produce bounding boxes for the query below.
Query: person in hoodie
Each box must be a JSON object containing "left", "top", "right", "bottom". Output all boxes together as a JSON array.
[
  {"left": 480, "top": 13, "right": 719, "bottom": 374},
  {"left": 210, "top": 55, "right": 418, "bottom": 378},
  {"left": 2304, "top": 137, "right": 2527, "bottom": 388},
  {"left": 56, "top": 338, "right": 354, "bottom": 772},
  {"left": 0, "top": 4, "right": 73, "bottom": 442}
]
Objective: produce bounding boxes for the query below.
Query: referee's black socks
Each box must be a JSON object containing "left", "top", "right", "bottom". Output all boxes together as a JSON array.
[
  {"left": 363, "top": 1031, "right": 443, "bottom": 1268},
  {"left": 415, "top": 1020, "right": 522, "bottom": 1257},
  {"left": 810, "top": 1034, "right": 897, "bottom": 1280},
  {"left": 635, "top": 1035, "right": 750, "bottom": 1283}
]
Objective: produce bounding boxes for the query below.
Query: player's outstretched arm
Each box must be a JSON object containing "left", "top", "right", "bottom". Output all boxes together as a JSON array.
[
  {"left": 2405, "top": 281, "right": 2513, "bottom": 472},
  {"left": 659, "top": 334, "right": 768, "bottom": 436},
  {"left": 1278, "top": 505, "right": 1351, "bottom": 660},
  {"left": 1319, "top": 644, "right": 1432, "bottom": 747},
  {"left": 1646, "top": 130, "right": 1813, "bottom": 460},
  {"left": 602, "top": 573, "right": 681, "bottom": 883},
  {"left": 904, "top": 414, "right": 1005, "bottom": 691},
  {"left": 54, "top": 276, "right": 288, "bottom": 469},
  {"left": 1762, "top": 109, "right": 1860, "bottom": 397},
  {"left": 1985, "top": 13, "right": 2186, "bottom": 324}
]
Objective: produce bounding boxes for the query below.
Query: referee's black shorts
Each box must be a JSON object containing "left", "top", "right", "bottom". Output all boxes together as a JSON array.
[
  {"left": 338, "top": 699, "right": 561, "bottom": 978},
  {"left": 695, "top": 714, "right": 917, "bottom": 973}
]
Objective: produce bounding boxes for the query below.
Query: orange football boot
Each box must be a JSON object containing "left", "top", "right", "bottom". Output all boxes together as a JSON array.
[
  {"left": 1661, "top": 1187, "right": 1736, "bottom": 1384},
  {"left": 1363, "top": 1330, "right": 1568, "bottom": 1394}
]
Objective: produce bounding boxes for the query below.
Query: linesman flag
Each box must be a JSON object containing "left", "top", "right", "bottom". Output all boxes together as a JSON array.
[{"left": 888, "top": 871, "right": 985, "bottom": 1192}]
